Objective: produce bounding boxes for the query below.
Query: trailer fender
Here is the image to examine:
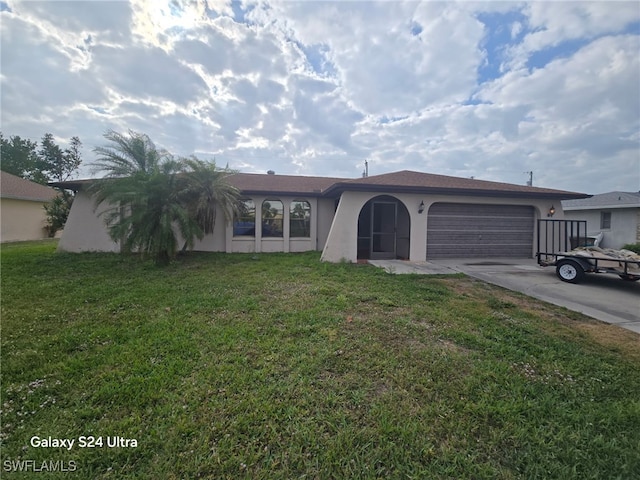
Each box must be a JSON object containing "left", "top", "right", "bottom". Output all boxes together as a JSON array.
[{"left": 557, "top": 256, "right": 594, "bottom": 271}]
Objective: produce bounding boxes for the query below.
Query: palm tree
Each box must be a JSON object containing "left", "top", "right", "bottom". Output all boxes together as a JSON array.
[
  {"left": 89, "top": 130, "right": 239, "bottom": 264},
  {"left": 179, "top": 157, "right": 241, "bottom": 241},
  {"left": 91, "top": 130, "right": 168, "bottom": 177}
]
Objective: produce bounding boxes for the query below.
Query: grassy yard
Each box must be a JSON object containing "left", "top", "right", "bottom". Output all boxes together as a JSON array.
[{"left": 1, "top": 241, "right": 639, "bottom": 479}]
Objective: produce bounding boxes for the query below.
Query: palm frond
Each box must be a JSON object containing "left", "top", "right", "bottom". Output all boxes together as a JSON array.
[
  {"left": 180, "top": 158, "right": 241, "bottom": 235},
  {"left": 89, "top": 131, "right": 239, "bottom": 264}
]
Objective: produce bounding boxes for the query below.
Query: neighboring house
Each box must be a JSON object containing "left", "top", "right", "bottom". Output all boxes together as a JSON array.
[
  {"left": 1, "top": 171, "right": 59, "bottom": 242},
  {"left": 562, "top": 192, "right": 640, "bottom": 249},
  {"left": 53, "top": 170, "right": 588, "bottom": 262}
]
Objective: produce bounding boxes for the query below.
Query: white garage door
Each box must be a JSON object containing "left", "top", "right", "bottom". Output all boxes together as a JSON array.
[{"left": 427, "top": 203, "right": 534, "bottom": 258}]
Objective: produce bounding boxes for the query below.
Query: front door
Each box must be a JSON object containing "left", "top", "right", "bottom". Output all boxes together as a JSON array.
[{"left": 370, "top": 201, "right": 397, "bottom": 259}]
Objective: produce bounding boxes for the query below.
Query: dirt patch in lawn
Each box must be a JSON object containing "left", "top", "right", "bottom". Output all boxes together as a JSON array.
[
  {"left": 571, "top": 322, "right": 640, "bottom": 361},
  {"left": 441, "top": 277, "right": 640, "bottom": 361}
]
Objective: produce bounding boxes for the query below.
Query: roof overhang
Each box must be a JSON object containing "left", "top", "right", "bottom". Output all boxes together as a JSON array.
[
  {"left": 49, "top": 179, "right": 329, "bottom": 198},
  {"left": 49, "top": 179, "right": 93, "bottom": 191},
  {"left": 0, "top": 194, "right": 57, "bottom": 202},
  {"left": 563, "top": 204, "right": 640, "bottom": 211},
  {"left": 238, "top": 189, "right": 325, "bottom": 197},
  {"left": 322, "top": 182, "right": 591, "bottom": 200},
  {"left": 50, "top": 176, "right": 591, "bottom": 201}
]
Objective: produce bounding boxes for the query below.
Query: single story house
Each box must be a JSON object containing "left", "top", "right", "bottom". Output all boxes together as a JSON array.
[
  {"left": 1, "top": 171, "right": 59, "bottom": 242},
  {"left": 53, "top": 170, "right": 588, "bottom": 262},
  {"left": 562, "top": 192, "right": 640, "bottom": 249}
]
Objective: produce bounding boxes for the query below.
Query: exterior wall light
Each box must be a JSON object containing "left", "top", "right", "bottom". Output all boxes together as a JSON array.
[
  {"left": 418, "top": 201, "right": 425, "bottom": 214},
  {"left": 547, "top": 205, "right": 556, "bottom": 217}
]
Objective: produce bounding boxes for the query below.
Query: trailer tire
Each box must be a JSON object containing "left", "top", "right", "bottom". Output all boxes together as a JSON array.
[{"left": 556, "top": 260, "right": 585, "bottom": 284}]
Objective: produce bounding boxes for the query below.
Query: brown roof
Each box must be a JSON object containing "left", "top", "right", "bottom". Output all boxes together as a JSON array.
[
  {"left": 50, "top": 170, "right": 589, "bottom": 200},
  {"left": 226, "top": 173, "right": 346, "bottom": 196},
  {"left": 52, "top": 173, "right": 346, "bottom": 196},
  {"left": 1, "top": 171, "right": 59, "bottom": 202},
  {"left": 323, "top": 170, "right": 589, "bottom": 199},
  {"left": 50, "top": 174, "right": 346, "bottom": 195}
]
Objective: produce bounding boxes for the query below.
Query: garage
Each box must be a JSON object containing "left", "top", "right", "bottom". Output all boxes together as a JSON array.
[{"left": 427, "top": 203, "right": 535, "bottom": 258}]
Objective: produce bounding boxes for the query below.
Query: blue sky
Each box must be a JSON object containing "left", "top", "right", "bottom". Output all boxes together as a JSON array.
[
  {"left": 1, "top": 0, "right": 639, "bottom": 194},
  {"left": 477, "top": 10, "right": 524, "bottom": 80}
]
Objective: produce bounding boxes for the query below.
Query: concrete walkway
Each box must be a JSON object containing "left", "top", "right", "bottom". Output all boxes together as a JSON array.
[
  {"left": 368, "top": 258, "right": 640, "bottom": 334},
  {"left": 368, "top": 260, "right": 457, "bottom": 275}
]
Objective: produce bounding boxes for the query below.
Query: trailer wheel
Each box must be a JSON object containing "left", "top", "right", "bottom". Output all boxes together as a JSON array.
[{"left": 556, "top": 260, "right": 585, "bottom": 284}]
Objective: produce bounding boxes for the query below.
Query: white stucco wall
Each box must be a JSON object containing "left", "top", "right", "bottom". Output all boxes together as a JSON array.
[
  {"left": 316, "top": 198, "right": 337, "bottom": 251},
  {"left": 190, "top": 213, "right": 227, "bottom": 252},
  {"left": 0, "top": 198, "right": 50, "bottom": 242},
  {"left": 321, "top": 192, "right": 558, "bottom": 263},
  {"left": 57, "top": 190, "right": 120, "bottom": 252},
  {"left": 321, "top": 191, "right": 429, "bottom": 263},
  {"left": 564, "top": 208, "right": 639, "bottom": 249}
]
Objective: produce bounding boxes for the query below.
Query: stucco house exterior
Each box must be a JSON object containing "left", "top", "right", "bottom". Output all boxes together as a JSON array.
[
  {"left": 562, "top": 192, "right": 640, "bottom": 249},
  {"left": 54, "top": 170, "right": 588, "bottom": 262},
  {"left": 1, "top": 171, "right": 59, "bottom": 242}
]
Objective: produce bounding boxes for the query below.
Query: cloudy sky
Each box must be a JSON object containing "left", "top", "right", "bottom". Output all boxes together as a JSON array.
[{"left": 1, "top": 0, "right": 639, "bottom": 194}]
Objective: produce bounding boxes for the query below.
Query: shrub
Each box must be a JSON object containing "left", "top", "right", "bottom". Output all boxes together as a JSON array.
[
  {"left": 622, "top": 243, "right": 640, "bottom": 254},
  {"left": 44, "top": 190, "right": 73, "bottom": 237}
]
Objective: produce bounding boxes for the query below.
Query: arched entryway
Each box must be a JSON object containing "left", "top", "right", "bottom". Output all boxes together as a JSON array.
[{"left": 357, "top": 195, "right": 410, "bottom": 260}]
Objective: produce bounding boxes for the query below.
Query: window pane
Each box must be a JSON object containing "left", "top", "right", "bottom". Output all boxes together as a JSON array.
[
  {"left": 262, "top": 199, "right": 283, "bottom": 237},
  {"left": 234, "top": 199, "right": 255, "bottom": 236},
  {"left": 600, "top": 212, "right": 611, "bottom": 229},
  {"left": 290, "top": 200, "right": 311, "bottom": 237}
]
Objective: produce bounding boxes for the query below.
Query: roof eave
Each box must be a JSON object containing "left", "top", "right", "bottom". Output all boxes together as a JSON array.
[
  {"left": 50, "top": 178, "right": 590, "bottom": 201},
  {"left": 1, "top": 194, "right": 56, "bottom": 202},
  {"left": 563, "top": 204, "right": 640, "bottom": 211},
  {"left": 322, "top": 183, "right": 590, "bottom": 199},
  {"left": 48, "top": 180, "right": 93, "bottom": 191},
  {"left": 239, "top": 189, "right": 326, "bottom": 197}
]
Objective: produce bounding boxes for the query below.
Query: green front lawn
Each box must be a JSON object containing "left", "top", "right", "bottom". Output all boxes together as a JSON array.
[{"left": 1, "top": 241, "right": 639, "bottom": 479}]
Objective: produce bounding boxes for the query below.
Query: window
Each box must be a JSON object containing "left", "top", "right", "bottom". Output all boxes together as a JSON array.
[
  {"left": 600, "top": 211, "right": 611, "bottom": 230},
  {"left": 262, "top": 199, "right": 283, "bottom": 237},
  {"left": 233, "top": 199, "right": 255, "bottom": 236},
  {"left": 290, "top": 200, "right": 311, "bottom": 237}
]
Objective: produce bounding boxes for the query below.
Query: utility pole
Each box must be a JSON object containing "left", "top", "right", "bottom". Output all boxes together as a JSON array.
[
  {"left": 525, "top": 171, "right": 533, "bottom": 186},
  {"left": 363, "top": 160, "right": 369, "bottom": 178}
]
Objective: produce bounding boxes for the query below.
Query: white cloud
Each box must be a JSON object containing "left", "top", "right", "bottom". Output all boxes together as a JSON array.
[
  {"left": 511, "top": 21, "right": 523, "bottom": 39},
  {"left": 525, "top": 1, "right": 639, "bottom": 44},
  {"left": 505, "top": 2, "right": 640, "bottom": 70},
  {"left": 255, "top": 1, "right": 485, "bottom": 116},
  {"left": 0, "top": 1, "right": 638, "bottom": 193},
  {"left": 479, "top": 34, "right": 639, "bottom": 149}
]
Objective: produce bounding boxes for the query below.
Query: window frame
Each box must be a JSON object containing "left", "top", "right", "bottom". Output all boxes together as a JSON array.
[
  {"left": 289, "top": 200, "right": 311, "bottom": 238},
  {"left": 600, "top": 211, "right": 612, "bottom": 230},
  {"left": 262, "top": 199, "right": 284, "bottom": 238},
  {"left": 233, "top": 199, "right": 256, "bottom": 237}
]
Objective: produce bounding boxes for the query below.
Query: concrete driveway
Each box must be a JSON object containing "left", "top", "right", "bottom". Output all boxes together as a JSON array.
[{"left": 369, "top": 258, "right": 640, "bottom": 334}]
